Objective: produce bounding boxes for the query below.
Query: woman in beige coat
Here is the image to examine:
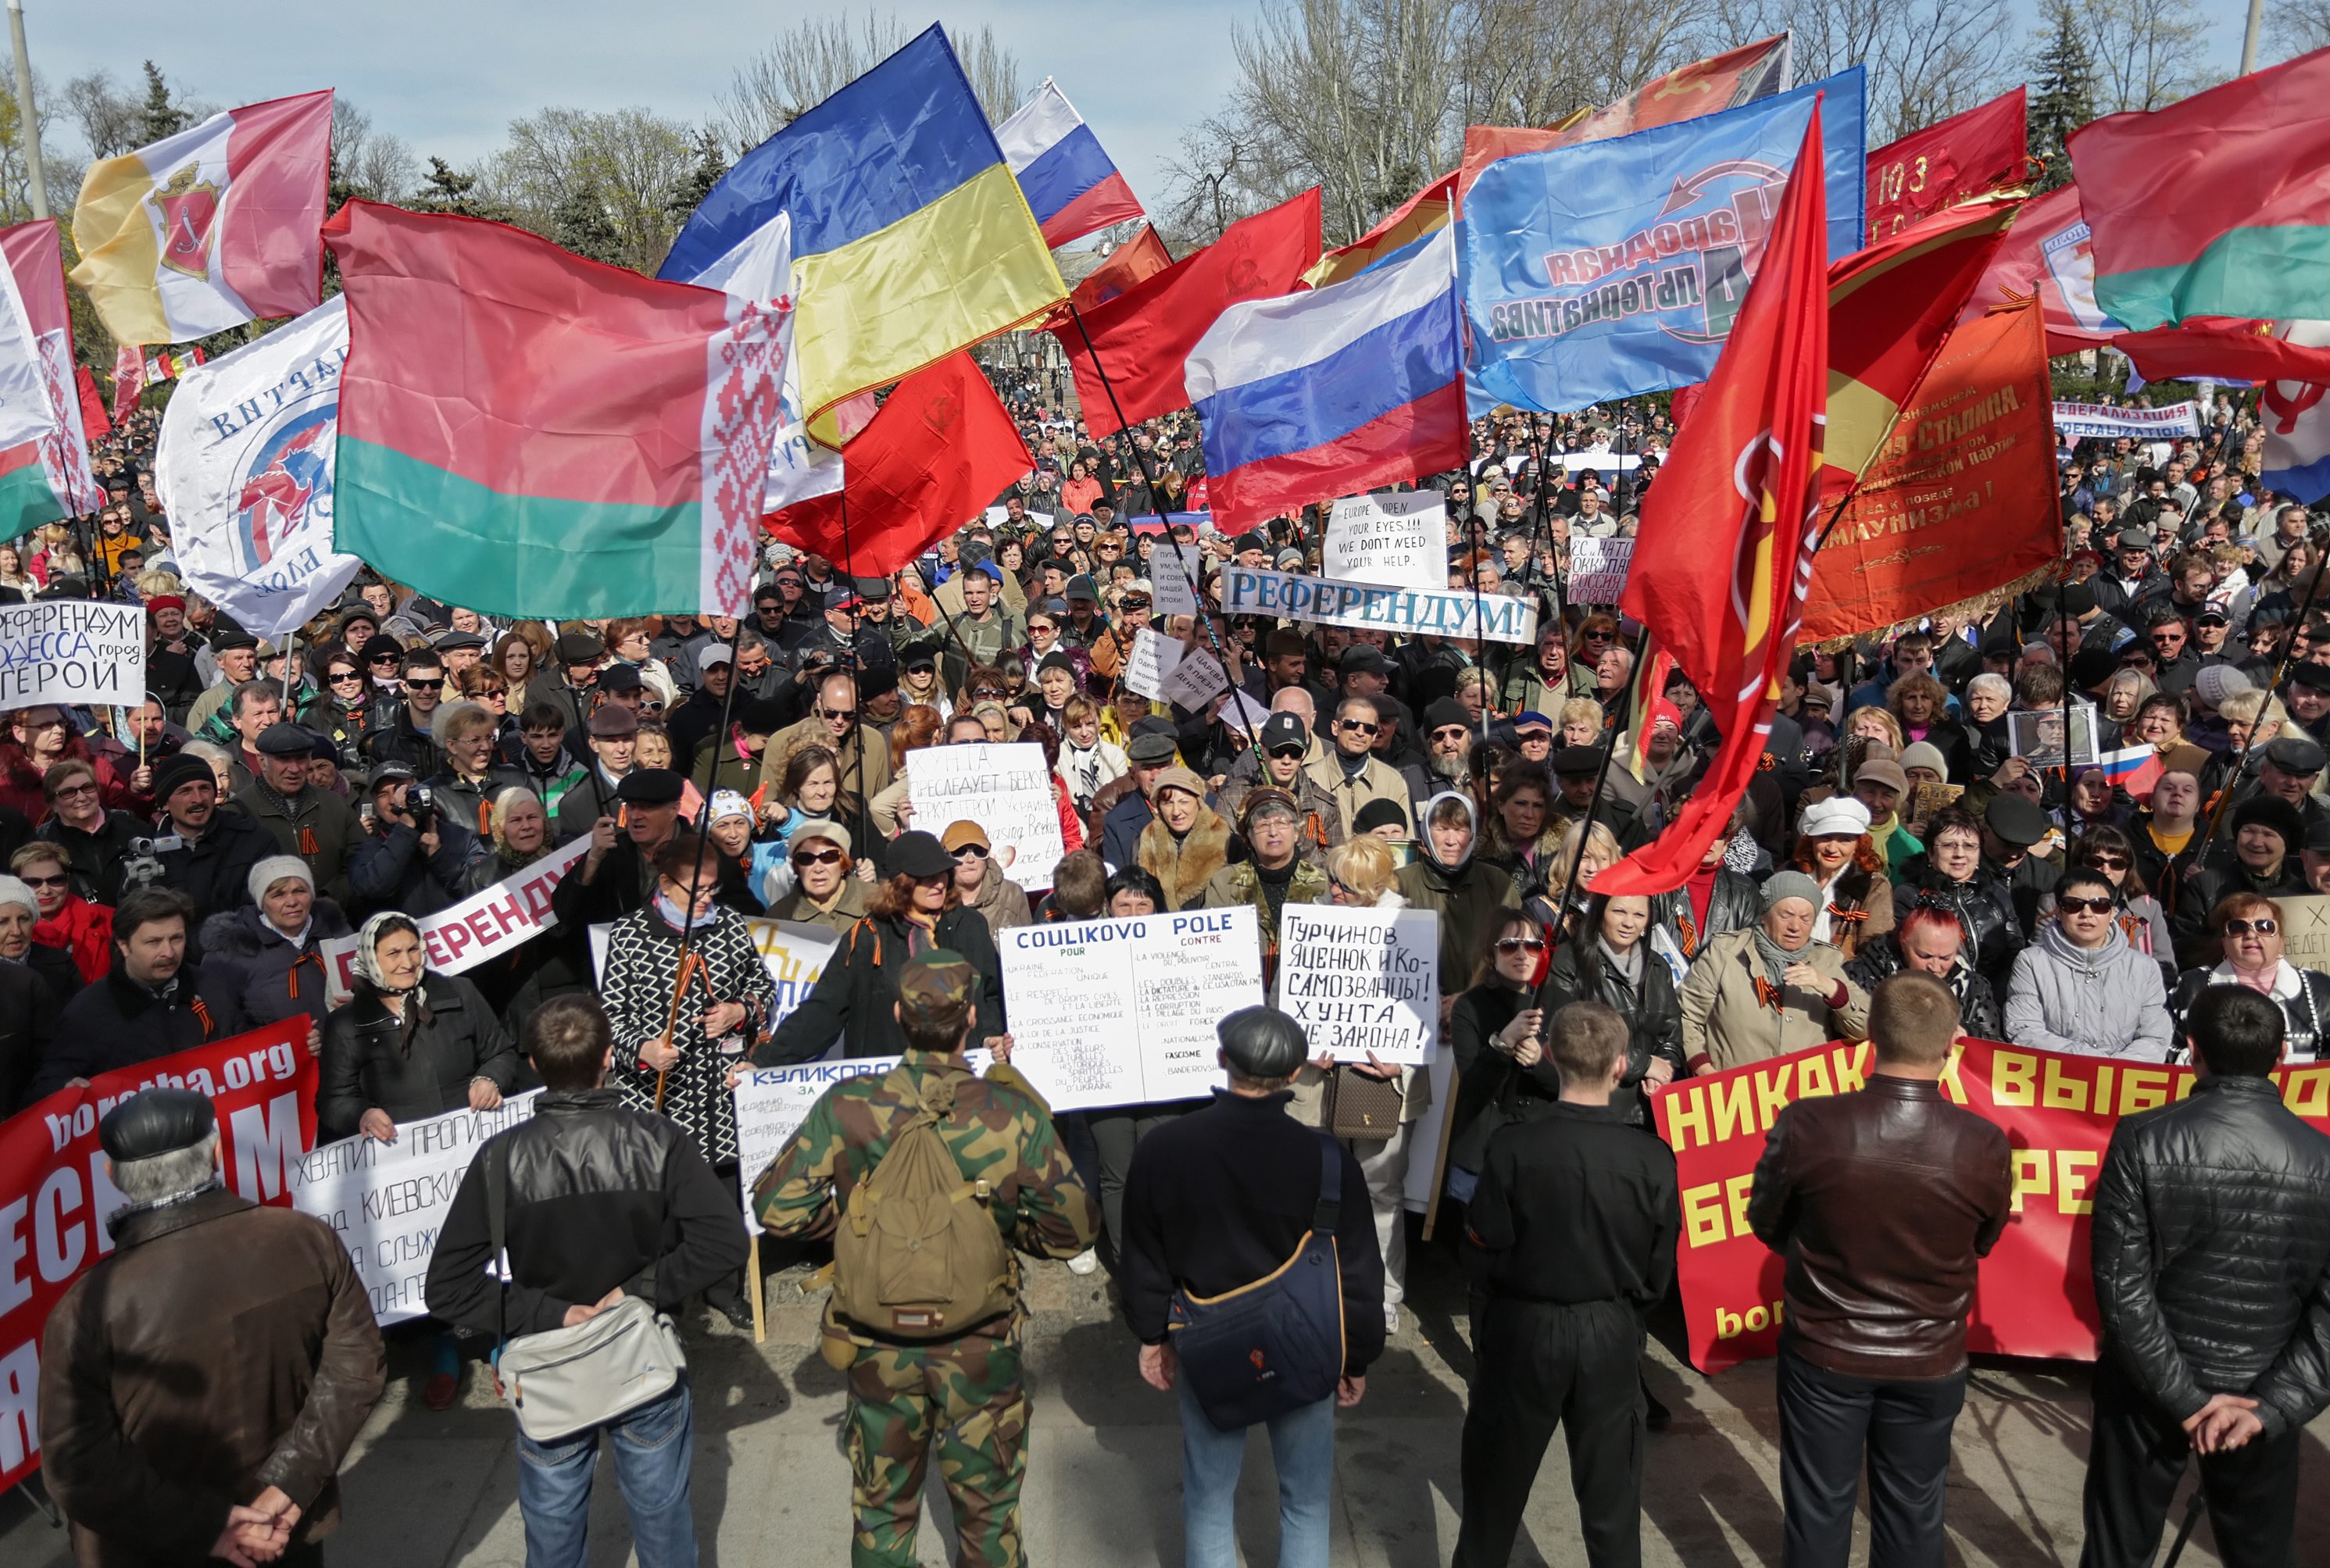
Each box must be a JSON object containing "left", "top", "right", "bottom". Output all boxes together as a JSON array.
[{"left": 1680, "top": 870, "right": 1871, "bottom": 1074}]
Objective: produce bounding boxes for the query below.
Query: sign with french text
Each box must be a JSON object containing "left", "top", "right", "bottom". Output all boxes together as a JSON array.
[{"left": 1273, "top": 905, "right": 1441, "bottom": 1066}]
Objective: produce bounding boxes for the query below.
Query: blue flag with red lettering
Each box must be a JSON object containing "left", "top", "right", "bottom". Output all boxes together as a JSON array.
[{"left": 1462, "top": 69, "right": 1866, "bottom": 415}]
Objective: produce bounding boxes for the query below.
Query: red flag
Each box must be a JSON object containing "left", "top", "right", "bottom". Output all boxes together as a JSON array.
[
  {"left": 1049, "top": 188, "right": 1320, "bottom": 438},
  {"left": 1058, "top": 226, "right": 1173, "bottom": 320},
  {"left": 2112, "top": 318, "right": 2330, "bottom": 387},
  {"left": 765, "top": 352, "right": 1033, "bottom": 577},
  {"left": 1863, "top": 88, "right": 2028, "bottom": 245},
  {"left": 110, "top": 342, "right": 144, "bottom": 421},
  {"left": 1594, "top": 105, "right": 1831, "bottom": 899},
  {"left": 74, "top": 366, "right": 111, "bottom": 441}
]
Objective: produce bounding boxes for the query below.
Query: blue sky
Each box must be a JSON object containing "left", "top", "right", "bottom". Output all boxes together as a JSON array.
[{"left": 28, "top": 1, "right": 2256, "bottom": 214}]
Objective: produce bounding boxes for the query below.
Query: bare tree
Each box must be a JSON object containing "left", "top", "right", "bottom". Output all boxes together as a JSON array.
[
  {"left": 0, "top": 67, "right": 72, "bottom": 223},
  {"left": 2086, "top": 0, "right": 2210, "bottom": 112},
  {"left": 1716, "top": 0, "right": 2013, "bottom": 141},
  {"left": 717, "top": 13, "right": 1026, "bottom": 149},
  {"left": 63, "top": 69, "right": 141, "bottom": 160},
  {"left": 330, "top": 99, "right": 417, "bottom": 203},
  {"left": 2274, "top": 0, "right": 2330, "bottom": 52},
  {"left": 483, "top": 106, "right": 696, "bottom": 273}
]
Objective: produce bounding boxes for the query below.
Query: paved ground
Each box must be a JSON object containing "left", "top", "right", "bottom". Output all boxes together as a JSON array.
[{"left": 6, "top": 1243, "right": 2327, "bottom": 1566}]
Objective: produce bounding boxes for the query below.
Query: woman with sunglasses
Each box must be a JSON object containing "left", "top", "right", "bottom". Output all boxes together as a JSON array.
[
  {"left": 762, "top": 824, "right": 872, "bottom": 934},
  {"left": 2041, "top": 824, "right": 2172, "bottom": 967},
  {"left": 1538, "top": 891, "right": 1684, "bottom": 1128},
  {"left": 2002, "top": 865, "right": 2174, "bottom": 1058},
  {"left": 303, "top": 654, "right": 377, "bottom": 766},
  {"left": 10, "top": 841, "right": 112, "bottom": 984},
  {"left": 2171, "top": 892, "right": 2330, "bottom": 1062},
  {"left": 1445, "top": 915, "right": 1561, "bottom": 1206}
]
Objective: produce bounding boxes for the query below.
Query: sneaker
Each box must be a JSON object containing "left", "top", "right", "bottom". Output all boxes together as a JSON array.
[
  {"left": 423, "top": 1371, "right": 459, "bottom": 1412},
  {"left": 1383, "top": 1303, "right": 1401, "bottom": 1336},
  {"left": 1067, "top": 1248, "right": 1099, "bottom": 1276}
]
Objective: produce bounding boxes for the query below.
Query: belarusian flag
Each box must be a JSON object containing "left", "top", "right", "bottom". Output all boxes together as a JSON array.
[
  {"left": 0, "top": 220, "right": 102, "bottom": 535},
  {"left": 68, "top": 90, "right": 331, "bottom": 346},
  {"left": 2070, "top": 48, "right": 2330, "bottom": 330},
  {"left": 323, "top": 201, "right": 788, "bottom": 619}
]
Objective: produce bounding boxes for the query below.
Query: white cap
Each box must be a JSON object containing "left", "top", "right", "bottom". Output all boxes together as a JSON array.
[{"left": 1799, "top": 795, "right": 1873, "bottom": 839}]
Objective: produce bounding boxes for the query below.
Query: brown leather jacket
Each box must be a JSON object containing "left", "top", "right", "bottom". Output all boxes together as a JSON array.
[
  {"left": 1746, "top": 1073, "right": 2012, "bottom": 1380},
  {"left": 40, "top": 1189, "right": 385, "bottom": 1566}
]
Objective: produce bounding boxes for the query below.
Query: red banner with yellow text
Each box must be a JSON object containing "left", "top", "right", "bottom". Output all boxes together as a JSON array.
[
  {"left": 1654, "top": 1036, "right": 2330, "bottom": 1374},
  {"left": 0, "top": 1020, "right": 317, "bottom": 1489}
]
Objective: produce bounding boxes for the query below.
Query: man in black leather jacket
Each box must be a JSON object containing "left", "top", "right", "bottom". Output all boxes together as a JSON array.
[{"left": 2081, "top": 985, "right": 2330, "bottom": 1567}]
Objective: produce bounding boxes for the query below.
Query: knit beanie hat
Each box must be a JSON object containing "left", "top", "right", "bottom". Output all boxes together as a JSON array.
[{"left": 247, "top": 855, "right": 314, "bottom": 907}]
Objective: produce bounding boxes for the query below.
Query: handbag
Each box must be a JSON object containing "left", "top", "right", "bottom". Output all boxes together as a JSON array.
[
  {"left": 485, "top": 1138, "right": 688, "bottom": 1442},
  {"left": 1324, "top": 1065, "right": 1405, "bottom": 1141},
  {"left": 1167, "top": 1134, "right": 1347, "bottom": 1430}
]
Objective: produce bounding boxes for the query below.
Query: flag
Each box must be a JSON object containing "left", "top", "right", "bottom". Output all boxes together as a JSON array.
[
  {"left": 0, "top": 220, "right": 103, "bottom": 534},
  {"left": 66, "top": 89, "right": 331, "bottom": 346},
  {"left": 1463, "top": 70, "right": 1864, "bottom": 415},
  {"left": 2069, "top": 48, "right": 2330, "bottom": 331},
  {"left": 1822, "top": 198, "right": 2018, "bottom": 501},
  {"left": 995, "top": 79, "right": 1143, "bottom": 248},
  {"left": 1308, "top": 171, "right": 1456, "bottom": 289},
  {"left": 110, "top": 343, "right": 145, "bottom": 422},
  {"left": 1049, "top": 188, "right": 1320, "bottom": 438},
  {"left": 1458, "top": 34, "right": 1794, "bottom": 195},
  {"left": 659, "top": 26, "right": 1063, "bottom": 445},
  {"left": 1960, "top": 183, "right": 2122, "bottom": 354},
  {"left": 76, "top": 366, "right": 111, "bottom": 442},
  {"left": 143, "top": 347, "right": 205, "bottom": 382},
  {"left": 2113, "top": 318, "right": 2330, "bottom": 387},
  {"left": 2261, "top": 320, "right": 2330, "bottom": 502},
  {"left": 2095, "top": 744, "right": 2165, "bottom": 796},
  {"left": 154, "top": 295, "right": 364, "bottom": 635},
  {"left": 1060, "top": 225, "right": 1173, "bottom": 319},
  {"left": 767, "top": 352, "right": 1032, "bottom": 575},
  {"left": 1592, "top": 104, "right": 1830, "bottom": 898},
  {"left": 1864, "top": 88, "right": 2028, "bottom": 245},
  {"left": 1621, "top": 647, "right": 1681, "bottom": 784},
  {"left": 1185, "top": 225, "right": 1463, "bottom": 530},
  {"left": 323, "top": 201, "right": 787, "bottom": 620}
]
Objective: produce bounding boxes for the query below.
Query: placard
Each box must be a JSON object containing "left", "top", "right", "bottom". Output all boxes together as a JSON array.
[
  {"left": 1273, "top": 905, "right": 1441, "bottom": 1066},
  {"left": 320, "top": 834, "right": 589, "bottom": 1005},
  {"left": 289, "top": 1091, "right": 541, "bottom": 1323},
  {"left": 1159, "top": 648, "right": 1231, "bottom": 712},
  {"left": 731, "top": 1051, "right": 990, "bottom": 1234},
  {"left": 2007, "top": 702, "right": 2100, "bottom": 768},
  {"left": 1566, "top": 537, "right": 1633, "bottom": 605},
  {"left": 1222, "top": 566, "right": 1538, "bottom": 645},
  {"left": 1324, "top": 491, "right": 1448, "bottom": 591},
  {"left": 0, "top": 598, "right": 145, "bottom": 708},
  {"left": 1120, "top": 627, "right": 1181, "bottom": 701},
  {"left": 997, "top": 908, "right": 1267, "bottom": 1109},
  {"left": 906, "top": 742, "right": 1066, "bottom": 889},
  {"left": 1149, "top": 548, "right": 1203, "bottom": 617},
  {"left": 2049, "top": 400, "right": 2201, "bottom": 441},
  {"left": 2281, "top": 894, "right": 2330, "bottom": 976}
]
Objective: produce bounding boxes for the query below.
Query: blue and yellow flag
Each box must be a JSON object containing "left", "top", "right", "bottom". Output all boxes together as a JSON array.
[{"left": 660, "top": 25, "right": 1064, "bottom": 443}]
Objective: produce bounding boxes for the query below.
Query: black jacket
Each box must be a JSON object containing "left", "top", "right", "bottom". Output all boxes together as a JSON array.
[
  {"left": 1467, "top": 1100, "right": 1678, "bottom": 1310},
  {"left": 31, "top": 961, "right": 249, "bottom": 1101},
  {"left": 198, "top": 900, "right": 356, "bottom": 1032},
  {"left": 2092, "top": 1075, "right": 2330, "bottom": 1438},
  {"left": 424, "top": 1088, "right": 749, "bottom": 1338},
  {"left": 1846, "top": 936, "right": 2005, "bottom": 1041},
  {"left": 1892, "top": 859, "right": 2025, "bottom": 989},
  {"left": 1649, "top": 868, "right": 1760, "bottom": 965},
  {"left": 345, "top": 818, "right": 488, "bottom": 922},
  {"left": 36, "top": 809, "right": 146, "bottom": 905},
  {"left": 0, "top": 959, "right": 62, "bottom": 1110},
  {"left": 316, "top": 973, "right": 521, "bottom": 1140},
  {"left": 2170, "top": 966, "right": 2330, "bottom": 1066},
  {"left": 755, "top": 907, "right": 1005, "bottom": 1063},
  {"left": 2171, "top": 852, "right": 2310, "bottom": 967},
  {"left": 1118, "top": 1089, "right": 1385, "bottom": 1376},
  {"left": 1539, "top": 941, "right": 1686, "bottom": 1127},
  {"left": 1447, "top": 981, "right": 1563, "bottom": 1174},
  {"left": 150, "top": 807, "right": 274, "bottom": 923}
]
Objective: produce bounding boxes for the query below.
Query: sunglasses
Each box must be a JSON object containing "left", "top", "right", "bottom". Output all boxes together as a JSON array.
[
  {"left": 2083, "top": 854, "right": 2129, "bottom": 870},
  {"left": 1267, "top": 744, "right": 1306, "bottom": 760},
  {"left": 2057, "top": 895, "right": 2116, "bottom": 916},
  {"left": 970, "top": 686, "right": 1006, "bottom": 699},
  {"left": 952, "top": 845, "right": 987, "bottom": 860},
  {"left": 792, "top": 848, "right": 844, "bottom": 868},
  {"left": 2225, "top": 918, "right": 2280, "bottom": 936},
  {"left": 369, "top": 652, "right": 402, "bottom": 665},
  {"left": 1120, "top": 597, "right": 1151, "bottom": 611},
  {"left": 1338, "top": 720, "right": 1379, "bottom": 734},
  {"left": 1495, "top": 937, "right": 1547, "bottom": 955},
  {"left": 1431, "top": 727, "right": 1471, "bottom": 743},
  {"left": 818, "top": 705, "right": 856, "bottom": 720}
]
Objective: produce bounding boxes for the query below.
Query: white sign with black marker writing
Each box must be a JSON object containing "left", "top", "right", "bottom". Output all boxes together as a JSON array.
[
  {"left": 731, "top": 1050, "right": 993, "bottom": 1233},
  {"left": 1274, "top": 905, "right": 1441, "bottom": 1066},
  {"left": 1324, "top": 491, "right": 1448, "bottom": 592},
  {"left": 1121, "top": 627, "right": 1181, "bottom": 701},
  {"left": 0, "top": 598, "right": 144, "bottom": 708},
  {"left": 906, "top": 741, "right": 1065, "bottom": 889},
  {"left": 1566, "top": 537, "right": 1633, "bottom": 606}
]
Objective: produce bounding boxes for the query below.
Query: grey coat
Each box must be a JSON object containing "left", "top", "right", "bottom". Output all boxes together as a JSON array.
[{"left": 2002, "top": 920, "right": 2175, "bottom": 1060}]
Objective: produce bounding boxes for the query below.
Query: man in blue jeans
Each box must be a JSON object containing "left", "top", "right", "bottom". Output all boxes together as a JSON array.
[
  {"left": 427, "top": 994, "right": 749, "bottom": 1567},
  {"left": 1120, "top": 1005, "right": 1385, "bottom": 1568}
]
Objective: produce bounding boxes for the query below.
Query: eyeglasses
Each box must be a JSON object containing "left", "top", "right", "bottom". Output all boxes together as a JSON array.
[
  {"left": 2225, "top": 918, "right": 2281, "bottom": 936},
  {"left": 792, "top": 848, "right": 844, "bottom": 868},
  {"left": 1495, "top": 937, "right": 1547, "bottom": 955},
  {"left": 21, "top": 872, "right": 66, "bottom": 888},
  {"left": 2083, "top": 854, "right": 2129, "bottom": 870},
  {"left": 952, "top": 845, "right": 987, "bottom": 860},
  {"left": 818, "top": 705, "right": 856, "bottom": 721},
  {"left": 2057, "top": 895, "right": 2116, "bottom": 916}
]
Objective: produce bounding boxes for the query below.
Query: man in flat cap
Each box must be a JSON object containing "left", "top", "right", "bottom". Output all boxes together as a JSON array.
[
  {"left": 552, "top": 768, "right": 686, "bottom": 931},
  {"left": 754, "top": 951, "right": 1097, "bottom": 1567},
  {"left": 227, "top": 724, "right": 365, "bottom": 907},
  {"left": 41, "top": 1088, "right": 384, "bottom": 1566}
]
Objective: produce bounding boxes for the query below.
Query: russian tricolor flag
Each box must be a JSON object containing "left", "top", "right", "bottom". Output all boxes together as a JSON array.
[
  {"left": 995, "top": 80, "right": 1144, "bottom": 248},
  {"left": 1184, "top": 226, "right": 1467, "bottom": 530},
  {"left": 2095, "top": 744, "right": 2165, "bottom": 796}
]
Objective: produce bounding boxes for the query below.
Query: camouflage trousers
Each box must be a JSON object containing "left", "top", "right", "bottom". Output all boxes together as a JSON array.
[{"left": 843, "top": 1323, "right": 1029, "bottom": 1567}]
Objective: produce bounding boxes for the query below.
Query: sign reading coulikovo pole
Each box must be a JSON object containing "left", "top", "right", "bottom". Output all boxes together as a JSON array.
[
  {"left": 0, "top": 599, "right": 145, "bottom": 707},
  {"left": 1220, "top": 566, "right": 1538, "bottom": 645}
]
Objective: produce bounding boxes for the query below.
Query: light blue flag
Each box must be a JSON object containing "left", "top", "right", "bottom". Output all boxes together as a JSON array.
[{"left": 1462, "top": 68, "right": 1867, "bottom": 415}]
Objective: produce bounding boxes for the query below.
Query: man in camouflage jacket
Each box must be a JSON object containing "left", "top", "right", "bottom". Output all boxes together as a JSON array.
[{"left": 752, "top": 950, "right": 1098, "bottom": 1568}]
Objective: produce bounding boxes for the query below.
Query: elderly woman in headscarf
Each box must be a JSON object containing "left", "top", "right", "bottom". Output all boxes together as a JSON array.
[
  {"left": 318, "top": 911, "right": 522, "bottom": 1144},
  {"left": 1678, "top": 870, "right": 1871, "bottom": 1075},
  {"left": 1138, "top": 766, "right": 1236, "bottom": 911},
  {"left": 200, "top": 855, "right": 353, "bottom": 1038}
]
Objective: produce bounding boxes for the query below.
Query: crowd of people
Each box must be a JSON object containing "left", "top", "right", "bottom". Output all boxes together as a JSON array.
[{"left": 18, "top": 371, "right": 2330, "bottom": 1568}]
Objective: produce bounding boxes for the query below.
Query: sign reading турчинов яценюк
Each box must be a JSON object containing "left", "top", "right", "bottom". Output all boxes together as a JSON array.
[
  {"left": 0, "top": 599, "right": 144, "bottom": 707},
  {"left": 1274, "top": 905, "right": 1441, "bottom": 1066}
]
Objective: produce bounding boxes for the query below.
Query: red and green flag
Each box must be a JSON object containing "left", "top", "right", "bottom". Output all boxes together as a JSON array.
[
  {"left": 2070, "top": 48, "right": 2330, "bottom": 331},
  {"left": 322, "top": 200, "right": 787, "bottom": 618}
]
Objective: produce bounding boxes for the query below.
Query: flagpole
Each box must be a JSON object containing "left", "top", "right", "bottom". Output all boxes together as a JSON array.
[
  {"left": 652, "top": 609, "right": 749, "bottom": 1113},
  {"left": 836, "top": 490, "right": 876, "bottom": 858},
  {"left": 1063, "top": 302, "right": 1265, "bottom": 765},
  {"left": 2191, "top": 546, "right": 2330, "bottom": 859}
]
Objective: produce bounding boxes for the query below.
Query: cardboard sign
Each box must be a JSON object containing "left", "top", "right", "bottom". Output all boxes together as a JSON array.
[
  {"left": 289, "top": 1091, "right": 541, "bottom": 1323},
  {"left": 320, "top": 835, "right": 589, "bottom": 1005},
  {"left": 1324, "top": 491, "right": 1448, "bottom": 591},
  {"left": 1149, "top": 548, "right": 1204, "bottom": 617},
  {"left": 0, "top": 599, "right": 145, "bottom": 708},
  {"left": 906, "top": 742, "right": 1066, "bottom": 889},
  {"left": 1565, "top": 537, "right": 1633, "bottom": 606},
  {"left": 1159, "top": 648, "right": 1231, "bottom": 712},
  {"left": 1120, "top": 627, "right": 1180, "bottom": 701},
  {"left": 997, "top": 909, "right": 1266, "bottom": 1109},
  {"left": 2279, "top": 895, "right": 2330, "bottom": 976},
  {"left": 1273, "top": 905, "right": 1441, "bottom": 1066}
]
